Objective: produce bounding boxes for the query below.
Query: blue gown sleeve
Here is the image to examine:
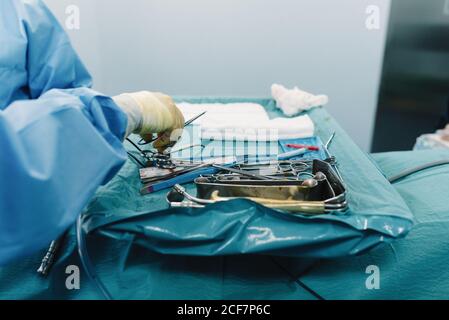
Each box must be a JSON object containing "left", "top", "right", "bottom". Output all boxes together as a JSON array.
[
  {"left": 0, "top": 0, "right": 128, "bottom": 264},
  {"left": 21, "top": 0, "right": 93, "bottom": 97}
]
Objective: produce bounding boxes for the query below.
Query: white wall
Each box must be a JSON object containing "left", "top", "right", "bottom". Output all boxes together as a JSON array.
[{"left": 44, "top": 0, "right": 390, "bottom": 151}]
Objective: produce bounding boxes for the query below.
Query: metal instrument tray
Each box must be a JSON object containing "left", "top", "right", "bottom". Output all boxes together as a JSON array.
[{"left": 194, "top": 159, "right": 347, "bottom": 213}]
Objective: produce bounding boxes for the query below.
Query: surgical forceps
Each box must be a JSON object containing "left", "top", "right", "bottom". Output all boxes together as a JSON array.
[
  {"left": 126, "top": 137, "right": 183, "bottom": 169},
  {"left": 325, "top": 132, "right": 336, "bottom": 149},
  {"left": 235, "top": 161, "right": 311, "bottom": 180},
  {"left": 322, "top": 132, "right": 344, "bottom": 182},
  {"left": 137, "top": 111, "right": 207, "bottom": 146}
]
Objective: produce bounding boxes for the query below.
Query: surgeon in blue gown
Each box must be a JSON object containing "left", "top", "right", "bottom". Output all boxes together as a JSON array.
[{"left": 0, "top": 0, "right": 185, "bottom": 264}]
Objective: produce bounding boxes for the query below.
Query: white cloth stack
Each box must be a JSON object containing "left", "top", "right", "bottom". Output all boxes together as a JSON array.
[{"left": 177, "top": 102, "right": 314, "bottom": 141}]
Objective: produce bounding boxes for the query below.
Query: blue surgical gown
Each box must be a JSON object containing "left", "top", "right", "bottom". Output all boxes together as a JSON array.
[{"left": 0, "top": 0, "right": 128, "bottom": 264}]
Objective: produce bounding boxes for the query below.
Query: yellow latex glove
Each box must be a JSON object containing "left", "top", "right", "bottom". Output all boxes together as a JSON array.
[{"left": 113, "top": 91, "right": 185, "bottom": 152}]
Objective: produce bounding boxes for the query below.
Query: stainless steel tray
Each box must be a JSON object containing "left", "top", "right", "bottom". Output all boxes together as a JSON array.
[{"left": 193, "top": 159, "right": 348, "bottom": 214}]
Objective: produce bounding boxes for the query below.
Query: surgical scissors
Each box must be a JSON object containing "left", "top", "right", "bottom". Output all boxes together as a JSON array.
[
  {"left": 137, "top": 111, "right": 207, "bottom": 146},
  {"left": 126, "top": 138, "right": 177, "bottom": 168}
]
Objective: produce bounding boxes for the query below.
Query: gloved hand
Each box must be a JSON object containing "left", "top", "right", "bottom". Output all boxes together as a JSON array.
[{"left": 113, "top": 91, "right": 185, "bottom": 152}]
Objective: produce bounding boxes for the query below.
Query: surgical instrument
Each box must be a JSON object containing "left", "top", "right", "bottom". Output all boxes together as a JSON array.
[
  {"left": 139, "top": 160, "right": 238, "bottom": 195},
  {"left": 315, "top": 171, "right": 336, "bottom": 198},
  {"left": 166, "top": 144, "right": 205, "bottom": 155},
  {"left": 126, "top": 137, "right": 179, "bottom": 169},
  {"left": 278, "top": 161, "right": 310, "bottom": 176},
  {"left": 184, "top": 111, "right": 207, "bottom": 126},
  {"left": 277, "top": 148, "right": 308, "bottom": 160},
  {"left": 195, "top": 176, "right": 320, "bottom": 202},
  {"left": 211, "top": 164, "right": 286, "bottom": 181},
  {"left": 170, "top": 184, "right": 347, "bottom": 214},
  {"left": 325, "top": 132, "right": 336, "bottom": 149},
  {"left": 37, "top": 230, "right": 68, "bottom": 276},
  {"left": 149, "top": 153, "right": 177, "bottom": 169},
  {"left": 173, "top": 184, "right": 216, "bottom": 205},
  {"left": 193, "top": 159, "right": 348, "bottom": 210},
  {"left": 138, "top": 111, "right": 207, "bottom": 146},
  {"left": 140, "top": 163, "right": 209, "bottom": 184},
  {"left": 209, "top": 192, "right": 326, "bottom": 214},
  {"left": 322, "top": 132, "right": 344, "bottom": 183},
  {"left": 166, "top": 188, "right": 206, "bottom": 209},
  {"left": 301, "top": 178, "right": 318, "bottom": 188},
  {"left": 140, "top": 164, "right": 216, "bottom": 195},
  {"left": 286, "top": 144, "right": 320, "bottom": 151}
]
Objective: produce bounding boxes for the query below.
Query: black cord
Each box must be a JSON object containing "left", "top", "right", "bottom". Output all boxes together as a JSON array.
[
  {"left": 127, "top": 152, "right": 146, "bottom": 168},
  {"left": 389, "top": 159, "right": 449, "bottom": 183},
  {"left": 126, "top": 138, "right": 146, "bottom": 154}
]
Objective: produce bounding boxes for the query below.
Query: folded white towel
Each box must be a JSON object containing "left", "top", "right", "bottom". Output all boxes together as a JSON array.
[{"left": 177, "top": 102, "right": 314, "bottom": 141}]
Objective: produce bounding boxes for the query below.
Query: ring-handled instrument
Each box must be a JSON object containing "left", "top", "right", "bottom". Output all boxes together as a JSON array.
[{"left": 138, "top": 111, "right": 207, "bottom": 146}]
